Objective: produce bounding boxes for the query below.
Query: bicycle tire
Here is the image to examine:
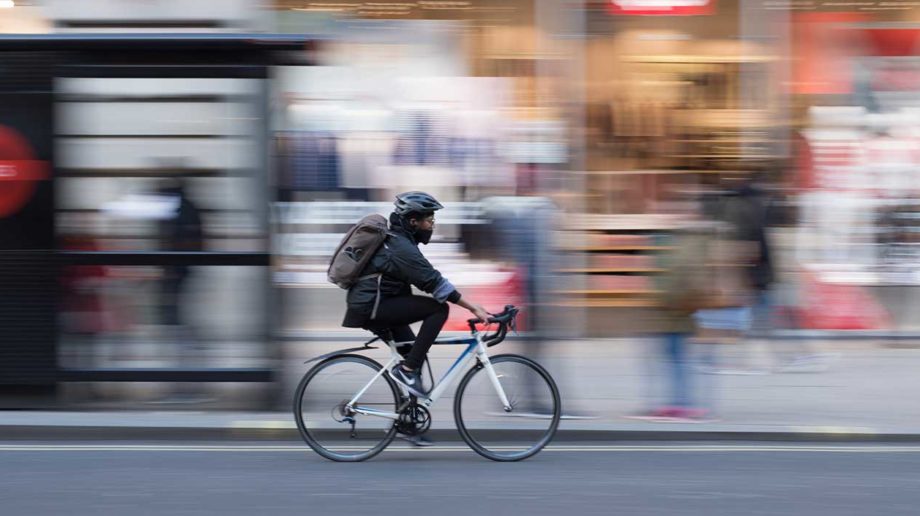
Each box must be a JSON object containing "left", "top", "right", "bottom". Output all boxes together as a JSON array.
[
  {"left": 454, "top": 354, "right": 561, "bottom": 462},
  {"left": 294, "top": 354, "right": 400, "bottom": 462}
]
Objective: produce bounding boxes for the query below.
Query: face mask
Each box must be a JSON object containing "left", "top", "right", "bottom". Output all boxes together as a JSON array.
[{"left": 415, "top": 228, "right": 433, "bottom": 245}]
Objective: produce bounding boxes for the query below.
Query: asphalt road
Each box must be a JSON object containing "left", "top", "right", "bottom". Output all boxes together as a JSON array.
[{"left": 3, "top": 441, "right": 920, "bottom": 516}]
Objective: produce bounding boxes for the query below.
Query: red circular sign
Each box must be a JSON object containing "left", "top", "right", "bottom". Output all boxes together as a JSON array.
[{"left": 0, "top": 125, "right": 48, "bottom": 218}]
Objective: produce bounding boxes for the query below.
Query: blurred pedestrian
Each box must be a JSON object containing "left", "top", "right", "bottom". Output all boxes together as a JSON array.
[
  {"left": 701, "top": 174, "right": 824, "bottom": 373},
  {"left": 60, "top": 227, "right": 113, "bottom": 370},
  {"left": 158, "top": 178, "right": 203, "bottom": 340},
  {"left": 695, "top": 176, "right": 766, "bottom": 374},
  {"left": 481, "top": 195, "right": 584, "bottom": 417},
  {"left": 154, "top": 177, "right": 207, "bottom": 403},
  {"left": 633, "top": 190, "right": 718, "bottom": 421}
]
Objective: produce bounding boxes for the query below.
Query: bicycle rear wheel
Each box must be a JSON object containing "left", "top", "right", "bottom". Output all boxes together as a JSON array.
[
  {"left": 454, "top": 354, "right": 561, "bottom": 461},
  {"left": 294, "top": 354, "right": 400, "bottom": 462}
]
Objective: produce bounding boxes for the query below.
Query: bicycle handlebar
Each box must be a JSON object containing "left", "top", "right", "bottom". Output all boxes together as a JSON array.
[{"left": 467, "top": 304, "right": 519, "bottom": 347}]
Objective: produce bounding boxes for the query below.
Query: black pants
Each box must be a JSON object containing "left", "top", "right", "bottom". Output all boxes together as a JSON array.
[
  {"left": 159, "top": 266, "right": 189, "bottom": 327},
  {"left": 364, "top": 295, "right": 449, "bottom": 370}
]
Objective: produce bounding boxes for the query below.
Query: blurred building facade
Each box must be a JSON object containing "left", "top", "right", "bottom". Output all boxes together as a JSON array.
[{"left": 2, "top": 0, "right": 920, "bottom": 406}]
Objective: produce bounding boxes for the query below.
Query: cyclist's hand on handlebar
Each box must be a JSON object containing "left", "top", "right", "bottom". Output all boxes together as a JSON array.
[
  {"left": 457, "top": 296, "right": 492, "bottom": 323},
  {"left": 470, "top": 305, "right": 491, "bottom": 324}
]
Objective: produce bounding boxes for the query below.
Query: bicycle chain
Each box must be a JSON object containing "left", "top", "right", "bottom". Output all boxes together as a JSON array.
[{"left": 396, "top": 403, "right": 431, "bottom": 436}]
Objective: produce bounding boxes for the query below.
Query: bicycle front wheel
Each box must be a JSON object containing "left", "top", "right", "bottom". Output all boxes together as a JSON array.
[
  {"left": 454, "top": 354, "right": 561, "bottom": 461},
  {"left": 294, "top": 354, "right": 400, "bottom": 462}
]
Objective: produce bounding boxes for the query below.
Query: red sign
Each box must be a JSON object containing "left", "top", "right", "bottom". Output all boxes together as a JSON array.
[
  {"left": 0, "top": 125, "right": 48, "bottom": 218},
  {"left": 863, "top": 27, "right": 920, "bottom": 57},
  {"left": 791, "top": 12, "right": 869, "bottom": 95},
  {"left": 871, "top": 67, "right": 920, "bottom": 91},
  {"left": 798, "top": 272, "right": 890, "bottom": 330},
  {"left": 443, "top": 268, "right": 526, "bottom": 331},
  {"left": 607, "top": 0, "right": 714, "bottom": 15}
]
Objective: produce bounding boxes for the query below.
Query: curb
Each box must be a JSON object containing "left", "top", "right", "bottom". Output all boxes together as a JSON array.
[{"left": 3, "top": 425, "right": 920, "bottom": 443}]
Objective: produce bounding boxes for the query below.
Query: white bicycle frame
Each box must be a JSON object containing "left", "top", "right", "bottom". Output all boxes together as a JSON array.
[{"left": 346, "top": 327, "right": 512, "bottom": 421}]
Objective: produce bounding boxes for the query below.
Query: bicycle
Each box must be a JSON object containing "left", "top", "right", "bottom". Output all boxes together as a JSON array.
[{"left": 293, "top": 305, "right": 561, "bottom": 462}]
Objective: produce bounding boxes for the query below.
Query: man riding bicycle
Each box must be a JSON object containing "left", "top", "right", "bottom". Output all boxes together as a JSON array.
[{"left": 341, "top": 191, "right": 491, "bottom": 400}]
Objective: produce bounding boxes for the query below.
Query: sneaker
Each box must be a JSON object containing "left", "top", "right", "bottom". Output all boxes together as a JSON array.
[
  {"left": 389, "top": 363, "right": 428, "bottom": 397},
  {"left": 624, "top": 407, "right": 676, "bottom": 421},
  {"left": 397, "top": 433, "right": 435, "bottom": 447},
  {"left": 626, "top": 407, "right": 707, "bottom": 422},
  {"left": 671, "top": 407, "right": 716, "bottom": 422}
]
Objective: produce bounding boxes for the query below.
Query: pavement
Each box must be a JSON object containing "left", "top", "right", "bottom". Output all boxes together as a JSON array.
[
  {"left": 4, "top": 337, "right": 920, "bottom": 442},
  {"left": 3, "top": 441, "right": 920, "bottom": 515}
]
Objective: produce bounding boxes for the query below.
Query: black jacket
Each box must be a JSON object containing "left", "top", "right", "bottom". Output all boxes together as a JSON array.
[
  {"left": 341, "top": 222, "right": 458, "bottom": 328},
  {"left": 704, "top": 185, "right": 775, "bottom": 291}
]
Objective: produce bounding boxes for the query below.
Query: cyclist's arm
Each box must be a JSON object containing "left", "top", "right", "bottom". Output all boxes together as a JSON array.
[
  {"left": 389, "top": 241, "right": 489, "bottom": 320},
  {"left": 390, "top": 246, "right": 453, "bottom": 297},
  {"left": 454, "top": 295, "right": 490, "bottom": 323},
  {"left": 428, "top": 271, "right": 489, "bottom": 322}
]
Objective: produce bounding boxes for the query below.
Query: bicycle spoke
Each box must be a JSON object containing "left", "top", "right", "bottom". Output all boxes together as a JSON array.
[
  {"left": 294, "top": 355, "right": 399, "bottom": 462},
  {"left": 455, "top": 354, "right": 561, "bottom": 462}
]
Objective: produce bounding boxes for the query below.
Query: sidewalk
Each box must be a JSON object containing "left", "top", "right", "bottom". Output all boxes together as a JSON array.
[{"left": 3, "top": 338, "right": 919, "bottom": 442}]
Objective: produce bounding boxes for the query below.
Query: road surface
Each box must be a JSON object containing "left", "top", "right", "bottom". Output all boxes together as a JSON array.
[{"left": 3, "top": 441, "right": 919, "bottom": 515}]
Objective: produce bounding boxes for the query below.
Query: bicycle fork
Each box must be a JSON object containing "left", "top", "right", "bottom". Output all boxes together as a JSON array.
[{"left": 476, "top": 346, "right": 513, "bottom": 412}]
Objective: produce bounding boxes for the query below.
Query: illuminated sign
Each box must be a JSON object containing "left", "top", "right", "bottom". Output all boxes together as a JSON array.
[
  {"left": 608, "top": 0, "right": 715, "bottom": 15},
  {"left": 0, "top": 125, "right": 48, "bottom": 218}
]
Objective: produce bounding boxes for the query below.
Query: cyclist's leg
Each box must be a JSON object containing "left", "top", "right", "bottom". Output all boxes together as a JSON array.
[
  {"left": 390, "top": 326, "right": 415, "bottom": 342},
  {"left": 370, "top": 296, "right": 449, "bottom": 370},
  {"left": 404, "top": 301, "right": 448, "bottom": 369},
  {"left": 364, "top": 326, "right": 414, "bottom": 358}
]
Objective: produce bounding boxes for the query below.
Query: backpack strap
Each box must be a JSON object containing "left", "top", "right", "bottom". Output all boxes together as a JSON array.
[
  {"left": 368, "top": 273, "right": 383, "bottom": 320},
  {"left": 366, "top": 235, "right": 394, "bottom": 320}
]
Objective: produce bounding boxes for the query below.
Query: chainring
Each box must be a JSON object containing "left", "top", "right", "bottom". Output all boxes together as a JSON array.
[{"left": 396, "top": 404, "right": 431, "bottom": 436}]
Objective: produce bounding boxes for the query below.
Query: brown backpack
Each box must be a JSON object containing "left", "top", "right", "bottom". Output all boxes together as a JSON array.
[{"left": 327, "top": 214, "right": 389, "bottom": 289}]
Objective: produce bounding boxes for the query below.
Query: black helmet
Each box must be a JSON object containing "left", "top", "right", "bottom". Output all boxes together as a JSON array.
[{"left": 393, "top": 191, "right": 443, "bottom": 217}]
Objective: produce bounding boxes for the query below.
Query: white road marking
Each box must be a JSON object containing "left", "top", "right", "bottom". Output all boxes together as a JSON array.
[{"left": 1, "top": 444, "right": 920, "bottom": 453}]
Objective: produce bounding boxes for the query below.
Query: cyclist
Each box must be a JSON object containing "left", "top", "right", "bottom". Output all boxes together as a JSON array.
[{"left": 342, "top": 191, "right": 491, "bottom": 399}]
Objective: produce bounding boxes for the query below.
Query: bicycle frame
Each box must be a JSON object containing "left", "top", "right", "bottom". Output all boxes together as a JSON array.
[{"left": 346, "top": 328, "right": 512, "bottom": 421}]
